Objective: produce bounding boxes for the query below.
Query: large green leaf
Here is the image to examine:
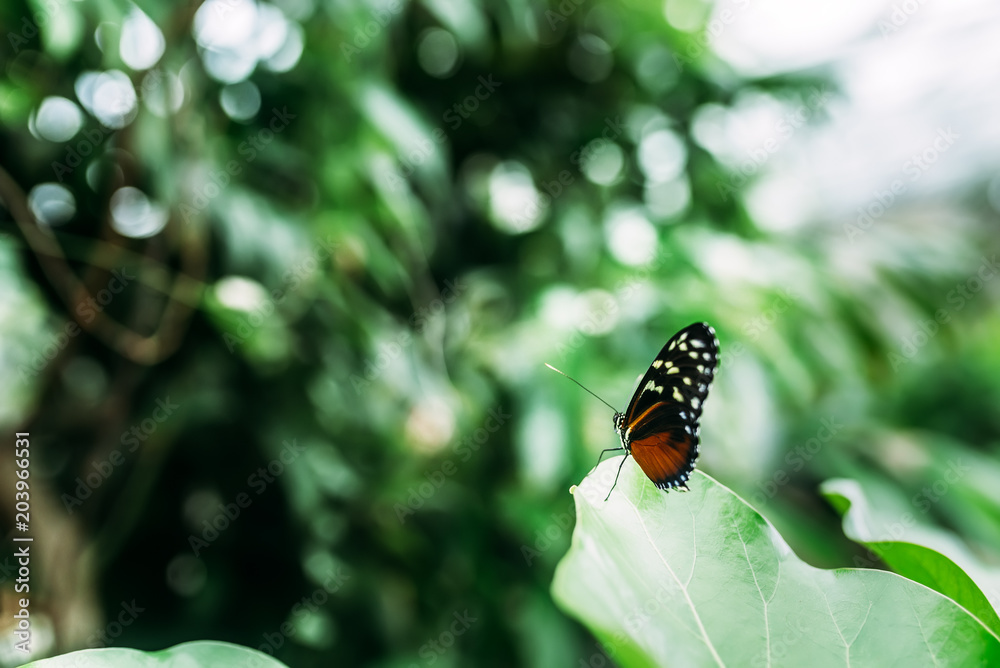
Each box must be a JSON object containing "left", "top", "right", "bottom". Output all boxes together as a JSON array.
[
  {"left": 23, "top": 641, "right": 289, "bottom": 667},
  {"left": 822, "top": 477, "right": 1000, "bottom": 638},
  {"left": 552, "top": 460, "right": 1000, "bottom": 667}
]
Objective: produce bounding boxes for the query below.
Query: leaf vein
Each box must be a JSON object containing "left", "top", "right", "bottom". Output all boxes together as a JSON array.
[
  {"left": 624, "top": 495, "right": 727, "bottom": 667},
  {"left": 735, "top": 520, "right": 771, "bottom": 668}
]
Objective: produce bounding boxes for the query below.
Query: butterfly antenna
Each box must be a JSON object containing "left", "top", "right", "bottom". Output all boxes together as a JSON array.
[{"left": 544, "top": 363, "right": 618, "bottom": 413}]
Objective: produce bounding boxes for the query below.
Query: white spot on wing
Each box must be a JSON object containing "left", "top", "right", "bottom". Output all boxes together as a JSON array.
[
  {"left": 683, "top": 377, "right": 692, "bottom": 385},
  {"left": 678, "top": 342, "right": 688, "bottom": 351},
  {"left": 691, "top": 339, "right": 705, "bottom": 349},
  {"left": 702, "top": 352, "right": 712, "bottom": 360},
  {"left": 667, "top": 367, "right": 680, "bottom": 374},
  {"left": 691, "top": 397, "right": 700, "bottom": 409},
  {"left": 689, "top": 352, "right": 699, "bottom": 359},
  {"left": 672, "top": 387, "right": 684, "bottom": 402},
  {"left": 644, "top": 380, "right": 665, "bottom": 395},
  {"left": 668, "top": 341, "right": 676, "bottom": 351},
  {"left": 652, "top": 359, "right": 663, "bottom": 369}
]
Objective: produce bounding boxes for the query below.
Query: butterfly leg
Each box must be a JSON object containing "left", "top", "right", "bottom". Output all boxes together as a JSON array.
[
  {"left": 604, "top": 454, "right": 630, "bottom": 502},
  {"left": 595, "top": 447, "right": 625, "bottom": 466}
]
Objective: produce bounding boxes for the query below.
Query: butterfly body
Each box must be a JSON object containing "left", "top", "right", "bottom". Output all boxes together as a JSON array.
[{"left": 608, "top": 322, "right": 719, "bottom": 494}]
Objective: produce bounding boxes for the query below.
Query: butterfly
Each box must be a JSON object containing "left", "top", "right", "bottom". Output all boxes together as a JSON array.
[{"left": 548, "top": 322, "right": 719, "bottom": 500}]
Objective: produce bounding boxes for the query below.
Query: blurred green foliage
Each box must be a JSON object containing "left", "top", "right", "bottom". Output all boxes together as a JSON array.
[{"left": 1, "top": 0, "right": 999, "bottom": 666}]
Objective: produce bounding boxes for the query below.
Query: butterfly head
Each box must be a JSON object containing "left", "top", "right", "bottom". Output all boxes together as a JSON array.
[
  {"left": 612, "top": 412, "right": 629, "bottom": 448},
  {"left": 612, "top": 411, "right": 624, "bottom": 428}
]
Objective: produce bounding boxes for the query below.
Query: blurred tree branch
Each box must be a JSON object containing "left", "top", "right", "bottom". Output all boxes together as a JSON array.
[{"left": 0, "top": 164, "right": 206, "bottom": 365}]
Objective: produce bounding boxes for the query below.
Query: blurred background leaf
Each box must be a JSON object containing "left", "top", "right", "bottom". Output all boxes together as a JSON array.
[{"left": 822, "top": 477, "right": 1000, "bottom": 637}]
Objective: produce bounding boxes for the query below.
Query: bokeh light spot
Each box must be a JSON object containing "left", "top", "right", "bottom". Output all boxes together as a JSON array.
[
  {"left": 120, "top": 5, "right": 166, "bottom": 70},
  {"left": 28, "top": 183, "right": 76, "bottom": 226},
  {"left": 76, "top": 70, "right": 138, "bottom": 129},
  {"left": 142, "top": 70, "right": 185, "bottom": 117},
  {"left": 110, "top": 186, "right": 169, "bottom": 238},
  {"left": 488, "top": 161, "right": 547, "bottom": 234},
  {"left": 405, "top": 396, "right": 456, "bottom": 455},
  {"left": 645, "top": 177, "right": 691, "bottom": 219},
  {"left": 605, "top": 207, "right": 659, "bottom": 266},
  {"left": 215, "top": 276, "right": 268, "bottom": 311},
  {"left": 417, "top": 28, "right": 460, "bottom": 78},
  {"left": 638, "top": 129, "right": 687, "bottom": 183},
  {"left": 33, "top": 97, "right": 84, "bottom": 142},
  {"left": 263, "top": 20, "right": 304, "bottom": 72},
  {"left": 581, "top": 141, "right": 625, "bottom": 186},
  {"left": 220, "top": 80, "right": 262, "bottom": 121}
]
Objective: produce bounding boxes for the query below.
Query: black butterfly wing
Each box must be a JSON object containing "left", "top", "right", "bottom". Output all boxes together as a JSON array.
[{"left": 622, "top": 322, "right": 719, "bottom": 490}]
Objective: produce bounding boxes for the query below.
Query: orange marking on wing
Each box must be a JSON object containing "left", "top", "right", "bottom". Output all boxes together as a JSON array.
[
  {"left": 626, "top": 401, "right": 665, "bottom": 428},
  {"left": 629, "top": 430, "right": 696, "bottom": 487}
]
